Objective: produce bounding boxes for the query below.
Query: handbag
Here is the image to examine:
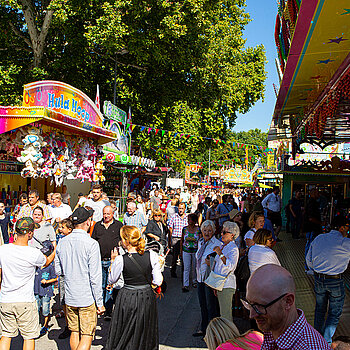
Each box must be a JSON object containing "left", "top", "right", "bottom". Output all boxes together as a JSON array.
[
  {"left": 234, "top": 248, "right": 250, "bottom": 282},
  {"left": 204, "top": 260, "right": 231, "bottom": 292}
]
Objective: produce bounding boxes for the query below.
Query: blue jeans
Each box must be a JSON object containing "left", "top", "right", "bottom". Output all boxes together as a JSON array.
[
  {"left": 314, "top": 276, "right": 345, "bottom": 344},
  {"left": 35, "top": 295, "right": 51, "bottom": 317},
  {"left": 305, "top": 231, "right": 315, "bottom": 270},
  {"left": 197, "top": 282, "right": 219, "bottom": 333},
  {"left": 101, "top": 260, "right": 114, "bottom": 315}
]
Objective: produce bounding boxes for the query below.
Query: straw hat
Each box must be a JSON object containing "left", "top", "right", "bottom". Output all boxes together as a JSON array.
[{"left": 228, "top": 209, "right": 241, "bottom": 220}]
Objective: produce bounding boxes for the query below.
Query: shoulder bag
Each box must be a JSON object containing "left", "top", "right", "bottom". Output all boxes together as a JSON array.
[
  {"left": 204, "top": 259, "right": 232, "bottom": 292},
  {"left": 234, "top": 248, "right": 250, "bottom": 282}
]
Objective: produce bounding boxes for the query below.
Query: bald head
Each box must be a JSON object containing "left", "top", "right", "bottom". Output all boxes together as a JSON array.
[
  {"left": 248, "top": 264, "right": 296, "bottom": 301},
  {"left": 103, "top": 205, "right": 114, "bottom": 223}
]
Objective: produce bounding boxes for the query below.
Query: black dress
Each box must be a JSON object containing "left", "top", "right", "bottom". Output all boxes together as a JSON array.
[{"left": 105, "top": 251, "right": 159, "bottom": 350}]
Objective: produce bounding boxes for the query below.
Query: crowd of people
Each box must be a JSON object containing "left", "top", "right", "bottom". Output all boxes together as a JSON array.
[{"left": 0, "top": 183, "right": 349, "bottom": 350}]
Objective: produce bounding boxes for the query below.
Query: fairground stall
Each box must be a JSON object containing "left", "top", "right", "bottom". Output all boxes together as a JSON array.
[
  {"left": 0, "top": 81, "right": 118, "bottom": 210},
  {"left": 268, "top": 0, "right": 350, "bottom": 222}
]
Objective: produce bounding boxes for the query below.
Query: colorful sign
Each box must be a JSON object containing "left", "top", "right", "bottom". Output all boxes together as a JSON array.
[
  {"left": 103, "top": 153, "right": 156, "bottom": 169},
  {"left": 223, "top": 167, "right": 252, "bottom": 184},
  {"left": 103, "top": 101, "right": 127, "bottom": 124},
  {"left": 209, "top": 170, "right": 221, "bottom": 177},
  {"left": 103, "top": 122, "right": 129, "bottom": 155},
  {"left": 23, "top": 81, "right": 104, "bottom": 128},
  {"left": 0, "top": 106, "right": 46, "bottom": 134},
  {"left": 267, "top": 154, "right": 276, "bottom": 169}
]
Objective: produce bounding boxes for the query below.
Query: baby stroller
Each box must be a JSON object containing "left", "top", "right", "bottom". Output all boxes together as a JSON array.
[{"left": 145, "top": 238, "right": 170, "bottom": 293}]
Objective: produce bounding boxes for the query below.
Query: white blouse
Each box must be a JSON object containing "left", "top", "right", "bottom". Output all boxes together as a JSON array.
[
  {"left": 248, "top": 244, "right": 281, "bottom": 274},
  {"left": 213, "top": 241, "right": 239, "bottom": 289},
  {"left": 196, "top": 236, "right": 222, "bottom": 283},
  {"left": 108, "top": 250, "right": 163, "bottom": 286},
  {"left": 244, "top": 228, "right": 256, "bottom": 241}
]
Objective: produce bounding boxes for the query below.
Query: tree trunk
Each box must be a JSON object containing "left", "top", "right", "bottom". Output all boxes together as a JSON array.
[{"left": 20, "top": 0, "right": 54, "bottom": 68}]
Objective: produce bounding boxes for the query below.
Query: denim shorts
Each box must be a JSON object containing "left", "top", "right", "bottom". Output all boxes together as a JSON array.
[{"left": 35, "top": 295, "right": 51, "bottom": 317}]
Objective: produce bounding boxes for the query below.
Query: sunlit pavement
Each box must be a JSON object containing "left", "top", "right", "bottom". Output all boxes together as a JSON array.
[{"left": 7, "top": 231, "right": 350, "bottom": 349}]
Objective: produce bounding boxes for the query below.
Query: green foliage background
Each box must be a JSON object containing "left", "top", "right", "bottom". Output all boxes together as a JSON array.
[{"left": 0, "top": 0, "right": 267, "bottom": 170}]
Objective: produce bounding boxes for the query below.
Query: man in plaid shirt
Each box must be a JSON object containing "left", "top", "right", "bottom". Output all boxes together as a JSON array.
[
  {"left": 123, "top": 202, "right": 147, "bottom": 233},
  {"left": 243, "top": 264, "right": 330, "bottom": 350},
  {"left": 168, "top": 202, "right": 188, "bottom": 278},
  {"left": 17, "top": 190, "right": 52, "bottom": 222}
]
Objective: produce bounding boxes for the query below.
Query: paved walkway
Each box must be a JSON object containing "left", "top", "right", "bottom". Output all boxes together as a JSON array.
[{"left": 8, "top": 231, "right": 350, "bottom": 349}]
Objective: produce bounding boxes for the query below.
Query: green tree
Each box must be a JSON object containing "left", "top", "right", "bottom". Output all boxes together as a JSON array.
[{"left": 0, "top": 0, "right": 266, "bottom": 172}]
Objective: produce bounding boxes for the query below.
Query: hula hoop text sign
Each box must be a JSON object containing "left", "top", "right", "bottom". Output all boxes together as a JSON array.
[{"left": 23, "top": 81, "right": 104, "bottom": 128}]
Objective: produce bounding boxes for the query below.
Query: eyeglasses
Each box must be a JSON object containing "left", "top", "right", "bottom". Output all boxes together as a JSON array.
[
  {"left": 222, "top": 230, "right": 231, "bottom": 235},
  {"left": 154, "top": 214, "right": 162, "bottom": 217},
  {"left": 241, "top": 293, "right": 288, "bottom": 315}
]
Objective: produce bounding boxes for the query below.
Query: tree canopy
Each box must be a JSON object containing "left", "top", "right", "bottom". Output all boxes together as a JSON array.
[{"left": 0, "top": 0, "right": 267, "bottom": 169}]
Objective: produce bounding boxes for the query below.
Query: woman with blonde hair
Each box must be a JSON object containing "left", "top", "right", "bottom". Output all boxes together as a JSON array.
[
  {"left": 106, "top": 226, "right": 163, "bottom": 350},
  {"left": 244, "top": 211, "right": 265, "bottom": 247},
  {"left": 144, "top": 209, "right": 166, "bottom": 245},
  {"left": 204, "top": 317, "right": 263, "bottom": 350}
]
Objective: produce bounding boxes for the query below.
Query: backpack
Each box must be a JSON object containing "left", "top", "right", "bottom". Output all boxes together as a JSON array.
[{"left": 234, "top": 249, "right": 250, "bottom": 282}]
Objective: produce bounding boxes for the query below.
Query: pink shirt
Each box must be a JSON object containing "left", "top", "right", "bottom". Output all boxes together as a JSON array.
[{"left": 217, "top": 331, "right": 263, "bottom": 350}]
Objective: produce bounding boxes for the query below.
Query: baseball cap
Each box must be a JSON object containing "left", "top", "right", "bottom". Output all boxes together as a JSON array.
[
  {"left": 16, "top": 217, "right": 40, "bottom": 235},
  {"left": 71, "top": 207, "right": 94, "bottom": 224}
]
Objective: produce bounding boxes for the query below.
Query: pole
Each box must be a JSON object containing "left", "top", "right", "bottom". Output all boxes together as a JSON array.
[
  {"left": 113, "top": 59, "right": 118, "bottom": 105},
  {"left": 208, "top": 148, "right": 211, "bottom": 183}
]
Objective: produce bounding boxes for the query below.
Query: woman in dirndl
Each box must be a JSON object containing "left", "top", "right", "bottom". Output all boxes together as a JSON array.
[{"left": 105, "top": 225, "right": 163, "bottom": 350}]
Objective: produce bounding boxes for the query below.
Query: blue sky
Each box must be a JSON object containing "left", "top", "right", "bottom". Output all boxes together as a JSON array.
[{"left": 233, "top": 0, "right": 278, "bottom": 133}]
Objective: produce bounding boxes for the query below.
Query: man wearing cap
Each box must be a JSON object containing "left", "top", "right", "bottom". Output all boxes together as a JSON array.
[
  {"left": 0, "top": 217, "right": 56, "bottom": 349},
  {"left": 55, "top": 207, "right": 105, "bottom": 350}
]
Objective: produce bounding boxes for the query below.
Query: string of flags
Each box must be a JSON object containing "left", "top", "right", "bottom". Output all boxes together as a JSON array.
[
  {"left": 151, "top": 147, "right": 267, "bottom": 167},
  {"left": 113, "top": 120, "right": 273, "bottom": 153}
]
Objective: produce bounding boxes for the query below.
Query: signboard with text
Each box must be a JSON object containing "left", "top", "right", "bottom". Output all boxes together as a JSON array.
[
  {"left": 103, "top": 101, "right": 127, "bottom": 124},
  {"left": 23, "top": 81, "right": 104, "bottom": 128}
]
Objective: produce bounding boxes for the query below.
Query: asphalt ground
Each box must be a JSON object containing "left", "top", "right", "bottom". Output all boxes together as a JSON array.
[{"left": 6, "top": 230, "right": 350, "bottom": 348}]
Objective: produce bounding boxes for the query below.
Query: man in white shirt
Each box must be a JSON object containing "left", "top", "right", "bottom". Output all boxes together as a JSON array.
[
  {"left": 0, "top": 217, "right": 55, "bottom": 350},
  {"left": 306, "top": 216, "right": 350, "bottom": 344},
  {"left": 262, "top": 186, "right": 282, "bottom": 239},
  {"left": 51, "top": 193, "right": 73, "bottom": 224},
  {"left": 84, "top": 184, "right": 110, "bottom": 222}
]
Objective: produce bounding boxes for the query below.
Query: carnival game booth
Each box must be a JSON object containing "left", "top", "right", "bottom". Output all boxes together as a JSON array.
[
  {"left": 269, "top": 0, "right": 350, "bottom": 227},
  {"left": 0, "top": 81, "right": 118, "bottom": 209}
]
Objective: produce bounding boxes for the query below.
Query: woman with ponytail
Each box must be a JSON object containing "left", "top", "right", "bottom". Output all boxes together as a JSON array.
[{"left": 106, "top": 226, "right": 163, "bottom": 350}]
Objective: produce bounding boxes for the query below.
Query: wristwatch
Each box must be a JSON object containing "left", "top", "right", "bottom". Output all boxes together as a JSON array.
[{"left": 219, "top": 254, "right": 225, "bottom": 259}]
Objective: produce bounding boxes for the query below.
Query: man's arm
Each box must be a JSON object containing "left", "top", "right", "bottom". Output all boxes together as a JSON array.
[
  {"left": 43, "top": 248, "right": 56, "bottom": 268},
  {"left": 54, "top": 247, "right": 62, "bottom": 276},
  {"left": 88, "top": 242, "right": 104, "bottom": 309},
  {"left": 261, "top": 195, "right": 269, "bottom": 209},
  {"left": 0, "top": 268, "right": 2, "bottom": 289}
]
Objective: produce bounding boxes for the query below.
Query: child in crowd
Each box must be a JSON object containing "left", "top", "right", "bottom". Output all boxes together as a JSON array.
[
  {"left": 34, "top": 242, "right": 58, "bottom": 336},
  {"left": 56, "top": 219, "right": 73, "bottom": 339}
]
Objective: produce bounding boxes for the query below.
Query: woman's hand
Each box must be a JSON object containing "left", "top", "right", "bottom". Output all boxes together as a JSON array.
[
  {"left": 213, "top": 246, "right": 222, "bottom": 255},
  {"left": 213, "top": 289, "right": 218, "bottom": 297},
  {"left": 111, "top": 247, "right": 119, "bottom": 261},
  {"left": 205, "top": 257, "right": 210, "bottom": 266}
]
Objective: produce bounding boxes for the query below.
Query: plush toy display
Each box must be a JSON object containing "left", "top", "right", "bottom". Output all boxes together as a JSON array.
[
  {"left": 16, "top": 128, "right": 105, "bottom": 185},
  {"left": 17, "top": 127, "right": 46, "bottom": 178}
]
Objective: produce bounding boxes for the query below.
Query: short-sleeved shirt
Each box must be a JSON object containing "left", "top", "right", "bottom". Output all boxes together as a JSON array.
[
  {"left": 150, "top": 196, "right": 161, "bottom": 210},
  {"left": 34, "top": 264, "right": 56, "bottom": 297},
  {"left": 182, "top": 226, "right": 200, "bottom": 253},
  {"left": 17, "top": 202, "right": 52, "bottom": 221},
  {"left": 216, "top": 203, "right": 233, "bottom": 226},
  {"left": 84, "top": 199, "right": 110, "bottom": 222},
  {"left": 0, "top": 244, "right": 46, "bottom": 303},
  {"left": 92, "top": 220, "right": 123, "bottom": 259},
  {"left": 123, "top": 211, "right": 148, "bottom": 231},
  {"left": 289, "top": 197, "right": 302, "bottom": 217},
  {"left": 168, "top": 213, "right": 188, "bottom": 239},
  {"left": 28, "top": 222, "right": 56, "bottom": 249}
]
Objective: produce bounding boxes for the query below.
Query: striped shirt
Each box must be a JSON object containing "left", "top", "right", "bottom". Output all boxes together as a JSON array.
[{"left": 123, "top": 211, "right": 148, "bottom": 231}]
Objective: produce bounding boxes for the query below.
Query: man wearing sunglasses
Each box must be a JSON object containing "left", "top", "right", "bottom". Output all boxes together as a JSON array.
[
  {"left": 306, "top": 215, "right": 350, "bottom": 345},
  {"left": 244, "top": 264, "right": 330, "bottom": 350}
]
